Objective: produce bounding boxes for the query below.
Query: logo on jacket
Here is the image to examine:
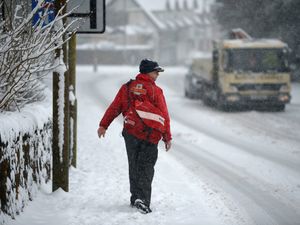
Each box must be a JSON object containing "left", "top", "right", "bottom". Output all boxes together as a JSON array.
[{"left": 130, "top": 83, "right": 147, "bottom": 95}]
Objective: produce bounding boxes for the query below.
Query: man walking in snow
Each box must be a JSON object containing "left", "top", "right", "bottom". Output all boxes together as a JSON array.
[{"left": 98, "top": 59, "right": 172, "bottom": 214}]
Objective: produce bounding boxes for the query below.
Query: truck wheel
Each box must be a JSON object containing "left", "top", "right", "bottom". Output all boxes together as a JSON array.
[
  {"left": 217, "top": 101, "right": 229, "bottom": 111},
  {"left": 216, "top": 91, "right": 228, "bottom": 111},
  {"left": 198, "top": 89, "right": 204, "bottom": 100},
  {"left": 203, "top": 95, "right": 211, "bottom": 106},
  {"left": 274, "top": 104, "right": 285, "bottom": 112},
  {"left": 185, "top": 90, "right": 190, "bottom": 98}
]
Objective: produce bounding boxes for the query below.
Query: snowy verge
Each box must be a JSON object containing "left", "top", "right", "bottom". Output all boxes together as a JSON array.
[{"left": 0, "top": 89, "right": 52, "bottom": 223}]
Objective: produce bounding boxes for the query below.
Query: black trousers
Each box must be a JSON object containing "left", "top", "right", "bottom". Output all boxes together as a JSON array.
[{"left": 122, "top": 130, "right": 158, "bottom": 207}]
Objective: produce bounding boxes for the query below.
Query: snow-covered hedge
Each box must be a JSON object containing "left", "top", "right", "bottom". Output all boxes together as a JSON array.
[{"left": 0, "top": 92, "right": 52, "bottom": 221}]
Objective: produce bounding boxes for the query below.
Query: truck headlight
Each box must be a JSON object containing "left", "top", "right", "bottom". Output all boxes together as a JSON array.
[
  {"left": 226, "top": 95, "right": 240, "bottom": 102},
  {"left": 278, "top": 95, "right": 290, "bottom": 102}
]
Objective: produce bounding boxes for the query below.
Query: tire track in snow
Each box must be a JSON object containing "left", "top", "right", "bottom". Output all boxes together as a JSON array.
[
  {"left": 223, "top": 111, "right": 300, "bottom": 143},
  {"left": 171, "top": 111, "right": 300, "bottom": 173},
  {"left": 172, "top": 140, "right": 300, "bottom": 225}
]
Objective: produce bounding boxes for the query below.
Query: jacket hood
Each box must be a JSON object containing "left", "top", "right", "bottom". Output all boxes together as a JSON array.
[{"left": 136, "top": 73, "right": 155, "bottom": 84}]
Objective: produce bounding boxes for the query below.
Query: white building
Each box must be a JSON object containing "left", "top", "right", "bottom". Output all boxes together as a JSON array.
[{"left": 77, "top": 0, "right": 220, "bottom": 65}]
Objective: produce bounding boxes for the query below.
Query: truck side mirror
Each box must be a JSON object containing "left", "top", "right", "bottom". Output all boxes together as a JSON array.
[
  {"left": 213, "top": 50, "right": 219, "bottom": 69},
  {"left": 212, "top": 50, "right": 219, "bottom": 83},
  {"left": 213, "top": 50, "right": 218, "bottom": 61}
]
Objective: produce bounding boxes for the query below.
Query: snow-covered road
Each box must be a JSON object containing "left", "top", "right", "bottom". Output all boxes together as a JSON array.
[
  {"left": 78, "top": 65, "right": 300, "bottom": 225},
  {"left": 8, "top": 65, "right": 300, "bottom": 225},
  {"left": 158, "top": 67, "right": 300, "bottom": 225}
]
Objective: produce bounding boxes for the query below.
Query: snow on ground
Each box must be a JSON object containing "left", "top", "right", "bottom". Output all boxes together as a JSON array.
[{"left": 6, "top": 65, "right": 300, "bottom": 225}]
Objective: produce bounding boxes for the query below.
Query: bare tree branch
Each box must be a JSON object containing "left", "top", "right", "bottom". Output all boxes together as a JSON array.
[{"left": 0, "top": 0, "right": 76, "bottom": 111}]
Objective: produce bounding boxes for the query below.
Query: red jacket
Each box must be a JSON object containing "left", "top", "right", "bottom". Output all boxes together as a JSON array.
[{"left": 99, "top": 73, "right": 172, "bottom": 144}]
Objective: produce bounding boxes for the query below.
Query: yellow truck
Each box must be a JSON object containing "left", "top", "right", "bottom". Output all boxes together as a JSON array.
[{"left": 185, "top": 33, "right": 291, "bottom": 111}]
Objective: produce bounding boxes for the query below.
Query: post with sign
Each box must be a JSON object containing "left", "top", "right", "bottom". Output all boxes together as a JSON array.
[
  {"left": 32, "top": 0, "right": 55, "bottom": 26},
  {"left": 67, "top": 0, "right": 106, "bottom": 34},
  {"left": 66, "top": 0, "right": 106, "bottom": 169}
]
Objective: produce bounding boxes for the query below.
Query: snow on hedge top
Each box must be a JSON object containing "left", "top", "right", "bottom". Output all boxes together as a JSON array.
[{"left": 0, "top": 89, "right": 52, "bottom": 143}]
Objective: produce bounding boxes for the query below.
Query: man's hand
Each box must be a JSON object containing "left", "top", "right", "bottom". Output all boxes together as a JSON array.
[
  {"left": 97, "top": 126, "right": 106, "bottom": 138},
  {"left": 164, "top": 141, "right": 171, "bottom": 151}
]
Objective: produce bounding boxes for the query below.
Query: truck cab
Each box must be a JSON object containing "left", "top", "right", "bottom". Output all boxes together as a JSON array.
[
  {"left": 186, "top": 29, "right": 292, "bottom": 111},
  {"left": 214, "top": 38, "right": 291, "bottom": 110}
]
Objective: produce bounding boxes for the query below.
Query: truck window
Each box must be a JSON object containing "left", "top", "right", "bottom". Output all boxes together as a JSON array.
[{"left": 225, "top": 49, "right": 289, "bottom": 73}]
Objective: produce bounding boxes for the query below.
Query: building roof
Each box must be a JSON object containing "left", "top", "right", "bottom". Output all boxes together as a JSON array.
[
  {"left": 136, "top": 0, "right": 213, "bottom": 12},
  {"left": 137, "top": 0, "right": 213, "bottom": 30},
  {"left": 107, "top": 0, "right": 213, "bottom": 31},
  {"left": 133, "top": 0, "right": 166, "bottom": 30}
]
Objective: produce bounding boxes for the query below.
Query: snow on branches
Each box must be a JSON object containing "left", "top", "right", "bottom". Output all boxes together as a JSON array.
[{"left": 0, "top": 0, "right": 74, "bottom": 112}]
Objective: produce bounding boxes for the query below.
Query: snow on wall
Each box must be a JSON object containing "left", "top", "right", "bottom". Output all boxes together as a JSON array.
[{"left": 0, "top": 90, "right": 52, "bottom": 221}]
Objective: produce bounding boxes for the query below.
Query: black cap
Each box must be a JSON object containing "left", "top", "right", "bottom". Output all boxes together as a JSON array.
[{"left": 139, "top": 59, "right": 164, "bottom": 74}]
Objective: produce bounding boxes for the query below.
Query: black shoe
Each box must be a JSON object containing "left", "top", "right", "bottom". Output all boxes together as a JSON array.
[{"left": 134, "top": 199, "right": 152, "bottom": 214}]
